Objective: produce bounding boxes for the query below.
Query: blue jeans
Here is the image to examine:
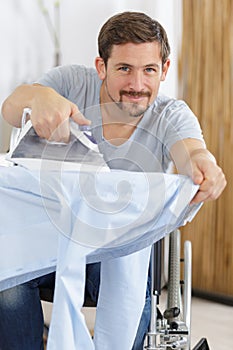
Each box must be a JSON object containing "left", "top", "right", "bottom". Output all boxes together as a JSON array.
[{"left": 0, "top": 263, "right": 151, "bottom": 350}]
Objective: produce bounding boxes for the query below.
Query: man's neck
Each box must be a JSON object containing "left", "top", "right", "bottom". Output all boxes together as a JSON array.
[{"left": 100, "top": 99, "right": 141, "bottom": 145}]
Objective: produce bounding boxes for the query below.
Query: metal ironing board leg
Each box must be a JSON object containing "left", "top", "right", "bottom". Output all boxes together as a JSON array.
[
  {"left": 146, "top": 240, "right": 163, "bottom": 349},
  {"left": 145, "top": 230, "right": 192, "bottom": 350},
  {"left": 145, "top": 229, "right": 211, "bottom": 350}
]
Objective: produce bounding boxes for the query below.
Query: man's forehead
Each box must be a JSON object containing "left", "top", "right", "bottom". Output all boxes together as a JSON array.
[
  {"left": 111, "top": 41, "right": 161, "bottom": 52},
  {"left": 109, "top": 42, "right": 162, "bottom": 65}
]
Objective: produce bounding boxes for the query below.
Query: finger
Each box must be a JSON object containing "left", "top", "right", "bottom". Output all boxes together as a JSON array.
[
  {"left": 190, "top": 189, "right": 213, "bottom": 204},
  {"left": 188, "top": 162, "right": 204, "bottom": 185},
  {"left": 191, "top": 169, "right": 204, "bottom": 185},
  {"left": 71, "top": 111, "right": 91, "bottom": 126},
  {"left": 34, "top": 124, "right": 51, "bottom": 140},
  {"left": 31, "top": 117, "right": 51, "bottom": 140},
  {"left": 191, "top": 175, "right": 226, "bottom": 204},
  {"left": 48, "top": 118, "right": 70, "bottom": 143}
]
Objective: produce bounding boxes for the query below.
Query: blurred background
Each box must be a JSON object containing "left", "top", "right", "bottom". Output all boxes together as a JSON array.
[{"left": 0, "top": 1, "right": 232, "bottom": 348}]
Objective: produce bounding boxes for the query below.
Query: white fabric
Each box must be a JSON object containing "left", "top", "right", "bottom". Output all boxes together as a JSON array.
[
  {"left": 0, "top": 164, "right": 202, "bottom": 349},
  {"left": 0, "top": 165, "right": 201, "bottom": 292}
]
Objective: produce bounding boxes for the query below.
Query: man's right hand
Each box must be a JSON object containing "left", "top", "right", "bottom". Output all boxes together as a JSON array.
[
  {"left": 30, "top": 85, "right": 91, "bottom": 142},
  {"left": 1, "top": 84, "right": 91, "bottom": 143}
]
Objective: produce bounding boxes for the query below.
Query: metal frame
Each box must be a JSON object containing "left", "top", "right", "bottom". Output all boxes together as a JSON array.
[{"left": 145, "top": 229, "right": 192, "bottom": 350}]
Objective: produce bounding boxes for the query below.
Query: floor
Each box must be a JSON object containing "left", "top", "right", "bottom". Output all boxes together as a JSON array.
[
  {"left": 190, "top": 296, "right": 232, "bottom": 350},
  {"left": 42, "top": 292, "right": 233, "bottom": 349}
]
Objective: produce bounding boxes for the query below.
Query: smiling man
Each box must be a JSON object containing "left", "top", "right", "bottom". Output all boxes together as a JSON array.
[
  {"left": 1, "top": 11, "right": 226, "bottom": 350},
  {"left": 96, "top": 41, "right": 170, "bottom": 146},
  {"left": 96, "top": 42, "right": 169, "bottom": 118}
]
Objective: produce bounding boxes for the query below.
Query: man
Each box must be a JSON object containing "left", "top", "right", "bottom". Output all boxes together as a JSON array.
[{"left": 0, "top": 11, "right": 226, "bottom": 350}]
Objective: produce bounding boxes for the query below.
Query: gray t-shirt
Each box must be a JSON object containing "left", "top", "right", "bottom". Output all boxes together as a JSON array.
[{"left": 37, "top": 65, "right": 204, "bottom": 173}]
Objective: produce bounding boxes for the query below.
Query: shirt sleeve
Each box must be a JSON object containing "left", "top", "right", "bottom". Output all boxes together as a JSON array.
[
  {"left": 35, "top": 65, "right": 87, "bottom": 100},
  {"left": 160, "top": 99, "right": 205, "bottom": 162},
  {"left": 35, "top": 65, "right": 99, "bottom": 109},
  {"left": 36, "top": 65, "right": 66, "bottom": 93}
]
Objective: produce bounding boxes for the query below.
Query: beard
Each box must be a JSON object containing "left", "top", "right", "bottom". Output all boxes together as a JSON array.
[{"left": 105, "top": 82, "right": 151, "bottom": 118}]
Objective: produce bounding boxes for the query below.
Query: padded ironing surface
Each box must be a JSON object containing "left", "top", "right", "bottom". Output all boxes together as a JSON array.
[{"left": 0, "top": 164, "right": 201, "bottom": 291}]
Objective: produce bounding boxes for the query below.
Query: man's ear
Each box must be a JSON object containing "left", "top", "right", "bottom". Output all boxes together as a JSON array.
[
  {"left": 95, "top": 57, "right": 106, "bottom": 80},
  {"left": 160, "top": 59, "right": 170, "bottom": 81}
]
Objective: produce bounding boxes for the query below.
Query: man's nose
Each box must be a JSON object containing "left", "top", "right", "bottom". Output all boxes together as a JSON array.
[{"left": 128, "top": 70, "right": 144, "bottom": 91}]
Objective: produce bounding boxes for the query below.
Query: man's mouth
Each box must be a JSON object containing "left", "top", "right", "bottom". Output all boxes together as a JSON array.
[{"left": 120, "top": 90, "right": 151, "bottom": 99}]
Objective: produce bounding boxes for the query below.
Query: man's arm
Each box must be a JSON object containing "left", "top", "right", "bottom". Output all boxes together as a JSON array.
[
  {"left": 1, "top": 84, "right": 90, "bottom": 142},
  {"left": 170, "top": 138, "right": 226, "bottom": 204}
]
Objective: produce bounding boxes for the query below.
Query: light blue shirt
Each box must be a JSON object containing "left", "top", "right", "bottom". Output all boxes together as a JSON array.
[{"left": 0, "top": 165, "right": 201, "bottom": 291}]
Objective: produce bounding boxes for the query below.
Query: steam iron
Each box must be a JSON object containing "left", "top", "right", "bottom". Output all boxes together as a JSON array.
[{"left": 6, "top": 108, "right": 109, "bottom": 172}]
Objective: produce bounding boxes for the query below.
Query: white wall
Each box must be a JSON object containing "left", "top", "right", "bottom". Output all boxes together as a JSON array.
[
  {"left": 0, "top": 0, "right": 182, "bottom": 152},
  {"left": 0, "top": 0, "right": 55, "bottom": 151}
]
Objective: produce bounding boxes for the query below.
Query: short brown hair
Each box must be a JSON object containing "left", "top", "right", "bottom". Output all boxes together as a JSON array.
[{"left": 98, "top": 11, "right": 170, "bottom": 66}]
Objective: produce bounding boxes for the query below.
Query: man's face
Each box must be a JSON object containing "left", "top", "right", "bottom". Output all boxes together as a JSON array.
[{"left": 96, "top": 42, "right": 170, "bottom": 118}]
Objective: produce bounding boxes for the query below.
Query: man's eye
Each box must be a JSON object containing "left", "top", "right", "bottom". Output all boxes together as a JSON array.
[
  {"left": 145, "top": 67, "right": 160, "bottom": 75},
  {"left": 119, "top": 66, "right": 129, "bottom": 72},
  {"left": 145, "top": 68, "right": 156, "bottom": 73}
]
